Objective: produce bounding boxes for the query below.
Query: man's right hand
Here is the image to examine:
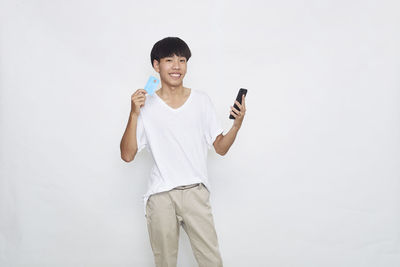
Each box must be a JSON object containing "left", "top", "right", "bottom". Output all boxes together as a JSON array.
[{"left": 131, "top": 89, "right": 147, "bottom": 116}]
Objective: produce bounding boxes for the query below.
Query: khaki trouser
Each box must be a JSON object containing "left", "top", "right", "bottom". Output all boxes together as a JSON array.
[{"left": 145, "top": 183, "right": 223, "bottom": 267}]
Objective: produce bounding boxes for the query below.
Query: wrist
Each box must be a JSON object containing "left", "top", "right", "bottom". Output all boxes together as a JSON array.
[
  {"left": 232, "top": 124, "right": 241, "bottom": 131},
  {"left": 130, "top": 111, "right": 139, "bottom": 118}
]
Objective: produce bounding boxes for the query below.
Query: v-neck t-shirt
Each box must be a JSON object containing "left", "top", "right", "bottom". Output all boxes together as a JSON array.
[{"left": 136, "top": 89, "right": 224, "bottom": 215}]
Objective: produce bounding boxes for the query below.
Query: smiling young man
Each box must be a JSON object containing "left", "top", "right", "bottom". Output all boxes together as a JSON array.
[{"left": 120, "top": 37, "right": 246, "bottom": 267}]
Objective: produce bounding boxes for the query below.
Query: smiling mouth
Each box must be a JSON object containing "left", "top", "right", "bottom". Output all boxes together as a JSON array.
[{"left": 169, "top": 73, "right": 181, "bottom": 78}]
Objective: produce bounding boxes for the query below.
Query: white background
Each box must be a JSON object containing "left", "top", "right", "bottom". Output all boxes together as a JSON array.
[{"left": 1, "top": 0, "right": 399, "bottom": 266}]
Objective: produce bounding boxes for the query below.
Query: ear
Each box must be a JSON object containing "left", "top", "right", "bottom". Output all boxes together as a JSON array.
[{"left": 153, "top": 59, "right": 160, "bottom": 73}]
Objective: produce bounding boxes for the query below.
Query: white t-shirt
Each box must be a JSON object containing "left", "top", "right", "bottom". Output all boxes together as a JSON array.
[{"left": 136, "top": 89, "right": 224, "bottom": 215}]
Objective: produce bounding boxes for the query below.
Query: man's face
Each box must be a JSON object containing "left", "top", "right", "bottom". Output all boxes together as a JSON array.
[{"left": 153, "top": 54, "right": 187, "bottom": 87}]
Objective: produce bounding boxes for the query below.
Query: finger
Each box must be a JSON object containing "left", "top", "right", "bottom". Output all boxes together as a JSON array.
[
  {"left": 134, "top": 89, "right": 147, "bottom": 96},
  {"left": 134, "top": 94, "right": 146, "bottom": 99},
  {"left": 132, "top": 93, "right": 143, "bottom": 100},
  {"left": 234, "top": 100, "right": 243, "bottom": 109},
  {"left": 242, "top": 95, "right": 246, "bottom": 108},
  {"left": 231, "top": 106, "right": 241, "bottom": 114},
  {"left": 230, "top": 110, "right": 238, "bottom": 118},
  {"left": 135, "top": 99, "right": 145, "bottom": 105},
  {"left": 135, "top": 95, "right": 146, "bottom": 100},
  {"left": 134, "top": 96, "right": 145, "bottom": 102}
]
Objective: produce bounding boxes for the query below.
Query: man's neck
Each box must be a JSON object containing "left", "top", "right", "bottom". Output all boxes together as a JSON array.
[{"left": 157, "top": 84, "right": 187, "bottom": 100}]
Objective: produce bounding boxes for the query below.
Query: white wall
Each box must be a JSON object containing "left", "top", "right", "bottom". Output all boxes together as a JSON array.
[{"left": 1, "top": 0, "right": 399, "bottom": 266}]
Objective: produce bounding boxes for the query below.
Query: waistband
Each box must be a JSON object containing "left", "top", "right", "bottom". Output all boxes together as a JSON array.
[{"left": 173, "top": 183, "right": 201, "bottom": 190}]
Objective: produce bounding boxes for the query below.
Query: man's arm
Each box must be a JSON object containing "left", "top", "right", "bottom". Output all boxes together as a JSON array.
[
  {"left": 120, "top": 112, "right": 139, "bottom": 162},
  {"left": 213, "top": 94, "right": 246, "bottom": 156},
  {"left": 120, "top": 89, "right": 147, "bottom": 162}
]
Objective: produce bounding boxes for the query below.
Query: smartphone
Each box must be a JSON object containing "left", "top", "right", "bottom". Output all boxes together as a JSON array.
[{"left": 229, "top": 88, "right": 248, "bottom": 119}]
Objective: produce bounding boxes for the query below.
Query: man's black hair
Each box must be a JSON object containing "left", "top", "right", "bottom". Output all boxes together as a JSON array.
[{"left": 150, "top": 37, "right": 191, "bottom": 67}]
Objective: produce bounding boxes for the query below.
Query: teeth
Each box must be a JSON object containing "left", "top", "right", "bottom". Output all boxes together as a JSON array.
[{"left": 170, "top": 74, "right": 180, "bottom": 77}]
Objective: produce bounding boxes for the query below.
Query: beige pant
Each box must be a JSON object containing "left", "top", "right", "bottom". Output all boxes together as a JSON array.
[{"left": 145, "top": 183, "right": 223, "bottom": 267}]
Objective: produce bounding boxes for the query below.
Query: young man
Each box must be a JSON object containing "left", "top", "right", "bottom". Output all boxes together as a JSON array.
[{"left": 120, "top": 37, "right": 246, "bottom": 267}]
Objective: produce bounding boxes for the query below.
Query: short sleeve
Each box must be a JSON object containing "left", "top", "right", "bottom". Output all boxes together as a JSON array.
[
  {"left": 136, "top": 113, "right": 148, "bottom": 153},
  {"left": 204, "top": 95, "right": 224, "bottom": 149}
]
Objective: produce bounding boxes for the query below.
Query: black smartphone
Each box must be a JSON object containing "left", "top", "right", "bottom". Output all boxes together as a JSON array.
[{"left": 229, "top": 88, "right": 248, "bottom": 119}]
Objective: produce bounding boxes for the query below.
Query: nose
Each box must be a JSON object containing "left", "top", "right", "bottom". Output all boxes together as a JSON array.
[{"left": 172, "top": 59, "right": 180, "bottom": 69}]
